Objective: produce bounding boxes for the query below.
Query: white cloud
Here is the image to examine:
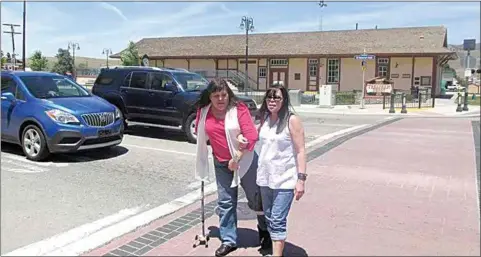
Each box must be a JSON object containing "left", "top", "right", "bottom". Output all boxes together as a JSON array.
[{"left": 98, "top": 2, "right": 128, "bottom": 21}]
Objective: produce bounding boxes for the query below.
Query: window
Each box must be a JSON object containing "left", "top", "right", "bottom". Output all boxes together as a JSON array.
[
  {"left": 123, "top": 73, "right": 132, "bottom": 87},
  {"left": 149, "top": 72, "right": 173, "bottom": 91},
  {"left": 377, "top": 58, "right": 390, "bottom": 78},
  {"left": 18, "top": 76, "right": 89, "bottom": 99},
  {"left": 378, "top": 66, "right": 388, "bottom": 78},
  {"left": 129, "top": 72, "right": 148, "bottom": 89},
  {"left": 327, "top": 59, "right": 339, "bottom": 84},
  {"left": 294, "top": 73, "right": 301, "bottom": 80},
  {"left": 95, "top": 73, "right": 115, "bottom": 85},
  {"left": 308, "top": 59, "right": 319, "bottom": 65},
  {"left": 309, "top": 65, "right": 318, "bottom": 77},
  {"left": 421, "top": 76, "right": 431, "bottom": 86},
  {"left": 270, "top": 59, "right": 288, "bottom": 66},
  {"left": 258, "top": 67, "right": 267, "bottom": 78},
  {"left": 172, "top": 72, "right": 208, "bottom": 91},
  {"left": 1, "top": 77, "right": 25, "bottom": 100}
]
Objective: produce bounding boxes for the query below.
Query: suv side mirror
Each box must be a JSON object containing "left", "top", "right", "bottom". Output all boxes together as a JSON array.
[
  {"left": 1, "top": 92, "right": 16, "bottom": 102},
  {"left": 165, "top": 82, "right": 178, "bottom": 92}
]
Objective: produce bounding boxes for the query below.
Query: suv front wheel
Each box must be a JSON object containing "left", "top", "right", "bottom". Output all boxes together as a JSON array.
[
  {"left": 21, "top": 125, "right": 50, "bottom": 161},
  {"left": 184, "top": 113, "right": 197, "bottom": 144}
]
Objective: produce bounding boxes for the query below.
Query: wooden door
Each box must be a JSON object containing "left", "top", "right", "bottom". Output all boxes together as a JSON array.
[{"left": 269, "top": 68, "right": 289, "bottom": 88}]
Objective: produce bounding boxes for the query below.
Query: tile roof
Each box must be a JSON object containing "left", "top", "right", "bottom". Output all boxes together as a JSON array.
[{"left": 111, "top": 26, "right": 453, "bottom": 59}]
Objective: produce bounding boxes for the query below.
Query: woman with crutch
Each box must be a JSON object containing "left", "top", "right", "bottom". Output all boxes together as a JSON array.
[{"left": 194, "top": 78, "right": 271, "bottom": 257}]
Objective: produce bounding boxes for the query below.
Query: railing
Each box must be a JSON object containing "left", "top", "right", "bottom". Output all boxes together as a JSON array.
[{"left": 382, "top": 88, "right": 434, "bottom": 109}]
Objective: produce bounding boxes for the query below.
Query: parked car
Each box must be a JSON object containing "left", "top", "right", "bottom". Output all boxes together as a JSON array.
[
  {"left": 1, "top": 71, "right": 124, "bottom": 161},
  {"left": 91, "top": 66, "right": 258, "bottom": 143}
]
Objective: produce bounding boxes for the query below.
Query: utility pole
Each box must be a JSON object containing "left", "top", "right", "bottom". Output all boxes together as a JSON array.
[
  {"left": 318, "top": 1, "right": 327, "bottom": 31},
  {"left": 2, "top": 23, "right": 21, "bottom": 69},
  {"left": 22, "top": 0, "right": 26, "bottom": 70},
  {"left": 102, "top": 48, "right": 112, "bottom": 68},
  {"left": 240, "top": 16, "right": 254, "bottom": 96},
  {"left": 68, "top": 42, "right": 80, "bottom": 77}
]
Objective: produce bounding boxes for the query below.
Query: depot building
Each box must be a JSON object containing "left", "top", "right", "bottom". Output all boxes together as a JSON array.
[{"left": 111, "top": 26, "right": 456, "bottom": 95}]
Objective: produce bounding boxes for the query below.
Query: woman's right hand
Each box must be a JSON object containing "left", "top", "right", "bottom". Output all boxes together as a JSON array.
[{"left": 228, "top": 159, "right": 239, "bottom": 171}]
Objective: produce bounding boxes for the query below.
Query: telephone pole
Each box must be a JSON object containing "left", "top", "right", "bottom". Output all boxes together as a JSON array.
[
  {"left": 2, "top": 23, "right": 21, "bottom": 68},
  {"left": 22, "top": 0, "right": 27, "bottom": 70}
]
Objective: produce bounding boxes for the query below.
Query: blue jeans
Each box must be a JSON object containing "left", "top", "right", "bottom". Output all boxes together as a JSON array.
[
  {"left": 214, "top": 153, "right": 267, "bottom": 247},
  {"left": 260, "top": 187, "right": 294, "bottom": 241}
]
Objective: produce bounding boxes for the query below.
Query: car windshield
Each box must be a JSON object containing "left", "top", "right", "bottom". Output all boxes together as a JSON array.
[
  {"left": 19, "top": 75, "right": 90, "bottom": 99},
  {"left": 172, "top": 72, "right": 208, "bottom": 91}
]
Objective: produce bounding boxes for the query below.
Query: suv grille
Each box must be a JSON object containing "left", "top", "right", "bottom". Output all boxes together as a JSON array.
[{"left": 82, "top": 112, "right": 115, "bottom": 127}]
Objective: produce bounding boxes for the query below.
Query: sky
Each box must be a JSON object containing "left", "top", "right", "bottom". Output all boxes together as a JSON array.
[{"left": 1, "top": 1, "right": 480, "bottom": 59}]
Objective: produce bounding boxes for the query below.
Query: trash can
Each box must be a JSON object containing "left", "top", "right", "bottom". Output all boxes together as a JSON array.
[{"left": 288, "top": 89, "right": 302, "bottom": 106}]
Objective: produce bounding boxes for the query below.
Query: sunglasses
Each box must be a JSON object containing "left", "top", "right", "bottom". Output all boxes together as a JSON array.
[{"left": 266, "top": 95, "right": 283, "bottom": 101}]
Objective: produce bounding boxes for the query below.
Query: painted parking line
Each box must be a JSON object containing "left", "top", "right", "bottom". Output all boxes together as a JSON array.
[
  {"left": 1, "top": 159, "right": 50, "bottom": 173},
  {"left": 305, "top": 124, "right": 368, "bottom": 149},
  {"left": 121, "top": 144, "right": 196, "bottom": 156},
  {"left": 2, "top": 152, "right": 69, "bottom": 167}
]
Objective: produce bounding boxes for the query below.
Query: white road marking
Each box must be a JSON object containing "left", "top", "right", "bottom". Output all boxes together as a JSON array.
[
  {"left": 121, "top": 144, "right": 196, "bottom": 156},
  {"left": 4, "top": 206, "right": 146, "bottom": 256},
  {"left": 2, "top": 167, "right": 45, "bottom": 174},
  {"left": 2, "top": 153, "right": 69, "bottom": 167},
  {"left": 305, "top": 124, "right": 368, "bottom": 149},
  {"left": 1, "top": 159, "right": 50, "bottom": 173},
  {"left": 44, "top": 182, "right": 218, "bottom": 256}
]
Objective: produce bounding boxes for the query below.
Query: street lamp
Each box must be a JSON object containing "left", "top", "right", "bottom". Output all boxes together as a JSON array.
[
  {"left": 102, "top": 48, "right": 112, "bottom": 68},
  {"left": 318, "top": 1, "right": 327, "bottom": 31},
  {"left": 240, "top": 16, "right": 254, "bottom": 96},
  {"left": 68, "top": 42, "right": 80, "bottom": 77}
]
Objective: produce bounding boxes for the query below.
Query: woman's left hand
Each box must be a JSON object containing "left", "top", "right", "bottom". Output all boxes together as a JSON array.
[
  {"left": 237, "top": 135, "right": 248, "bottom": 150},
  {"left": 294, "top": 180, "right": 305, "bottom": 201}
]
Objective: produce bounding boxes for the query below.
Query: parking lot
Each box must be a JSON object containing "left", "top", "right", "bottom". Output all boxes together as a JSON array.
[{"left": 0, "top": 113, "right": 387, "bottom": 254}]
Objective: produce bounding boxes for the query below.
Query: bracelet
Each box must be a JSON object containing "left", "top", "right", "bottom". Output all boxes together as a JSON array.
[{"left": 298, "top": 173, "right": 307, "bottom": 181}]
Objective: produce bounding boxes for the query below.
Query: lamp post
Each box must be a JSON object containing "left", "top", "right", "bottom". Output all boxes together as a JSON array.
[
  {"left": 68, "top": 42, "right": 80, "bottom": 77},
  {"left": 318, "top": 1, "right": 327, "bottom": 31},
  {"left": 240, "top": 16, "right": 254, "bottom": 96},
  {"left": 102, "top": 48, "right": 112, "bottom": 68},
  {"left": 22, "top": 0, "right": 26, "bottom": 70}
]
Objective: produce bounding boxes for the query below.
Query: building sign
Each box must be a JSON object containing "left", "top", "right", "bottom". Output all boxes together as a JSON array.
[
  {"left": 365, "top": 83, "right": 393, "bottom": 94},
  {"left": 463, "top": 39, "right": 476, "bottom": 51}
]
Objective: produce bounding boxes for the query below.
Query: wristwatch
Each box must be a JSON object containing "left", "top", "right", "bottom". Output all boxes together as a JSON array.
[{"left": 298, "top": 173, "right": 307, "bottom": 181}]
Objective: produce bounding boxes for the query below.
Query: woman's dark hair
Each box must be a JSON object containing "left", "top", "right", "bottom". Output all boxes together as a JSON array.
[
  {"left": 258, "top": 84, "right": 292, "bottom": 134},
  {"left": 196, "top": 78, "right": 238, "bottom": 110}
]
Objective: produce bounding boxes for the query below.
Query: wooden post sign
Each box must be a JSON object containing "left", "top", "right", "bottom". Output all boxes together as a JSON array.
[{"left": 364, "top": 77, "right": 394, "bottom": 97}]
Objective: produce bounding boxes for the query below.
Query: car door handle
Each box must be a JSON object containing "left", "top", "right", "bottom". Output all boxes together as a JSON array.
[
  {"left": 149, "top": 92, "right": 155, "bottom": 96},
  {"left": 120, "top": 89, "right": 128, "bottom": 93}
]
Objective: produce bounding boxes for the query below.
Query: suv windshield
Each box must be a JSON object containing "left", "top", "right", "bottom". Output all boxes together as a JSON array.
[
  {"left": 19, "top": 75, "right": 90, "bottom": 99},
  {"left": 172, "top": 72, "right": 208, "bottom": 91}
]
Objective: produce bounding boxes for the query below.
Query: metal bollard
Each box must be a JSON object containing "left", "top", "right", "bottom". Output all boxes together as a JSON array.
[
  {"left": 401, "top": 93, "right": 407, "bottom": 114},
  {"left": 456, "top": 92, "right": 463, "bottom": 112},
  {"left": 389, "top": 93, "right": 396, "bottom": 113},
  {"left": 463, "top": 88, "right": 469, "bottom": 111}
]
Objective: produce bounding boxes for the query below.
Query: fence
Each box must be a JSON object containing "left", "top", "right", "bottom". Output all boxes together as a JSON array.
[{"left": 382, "top": 88, "right": 434, "bottom": 109}]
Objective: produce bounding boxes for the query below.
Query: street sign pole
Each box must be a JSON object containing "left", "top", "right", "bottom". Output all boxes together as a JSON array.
[{"left": 354, "top": 49, "right": 376, "bottom": 109}]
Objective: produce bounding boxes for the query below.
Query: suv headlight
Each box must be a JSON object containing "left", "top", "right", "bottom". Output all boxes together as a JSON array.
[
  {"left": 114, "top": 107, "right": 122, "bottom": 120},
  {"left": 45, "top": 109, "right": 80, "bottom": 124}
]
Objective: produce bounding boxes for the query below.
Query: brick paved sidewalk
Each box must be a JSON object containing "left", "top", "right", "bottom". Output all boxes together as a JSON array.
[{"left": 87, "top": 118, "right": 480, "bottom": 256}]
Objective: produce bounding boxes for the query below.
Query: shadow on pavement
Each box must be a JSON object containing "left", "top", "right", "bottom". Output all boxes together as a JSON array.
[
  {"left": 1, "top": 142, "right": 129, "bottom": 163},
  {"left": 207, "top": 226, "right": 308, "bottom": 256},
  {"left": 125, "top": 125, "right": 188, "bottom": 142}
]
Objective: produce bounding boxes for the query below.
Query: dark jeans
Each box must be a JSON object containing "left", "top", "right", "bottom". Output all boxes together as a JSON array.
[{"left": 214, "top": 152, "right": 267, "bottom": 247}]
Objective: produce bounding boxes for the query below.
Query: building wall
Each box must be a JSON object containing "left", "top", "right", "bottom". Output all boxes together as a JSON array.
[
  {"left": 389, "top": 57, "right": 413, "bottom": 91},
  {"left": 288, "top": 58, "right": 307, "bottom": 90},
  {"left": 164, "top": 59, "right": 189, "bottom": 69},
  {"left": 339, "top": 58, "right": 375, "bottom": 91},
  {"left": 150, "top": 55, "right": 438, "bottom": 93},
  {"left": 413, "top": 57, "right": 434, "bottom": 89}
]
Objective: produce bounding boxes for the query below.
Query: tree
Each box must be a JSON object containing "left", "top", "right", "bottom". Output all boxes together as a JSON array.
[
  {"left": 51, "top": 48, "right": 74, "bottom": 74},
  {"left": 120, "top": 41, "right": 139, "bottom": 66},
  {"left": 1, "top": 50, "right": 6, "bottom": 66},
  {"left": 29, "top": 50, "right": 49, "bottom": 71}
]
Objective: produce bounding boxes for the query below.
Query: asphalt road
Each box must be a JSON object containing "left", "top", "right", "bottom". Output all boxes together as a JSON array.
[{"left": 0, "top": 113, "right": 387, "bottom": 254}]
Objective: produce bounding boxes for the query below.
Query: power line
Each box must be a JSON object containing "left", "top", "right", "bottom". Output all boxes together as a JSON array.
[{"left": 2, "top": 23, "right": 21, "bottom": 68}]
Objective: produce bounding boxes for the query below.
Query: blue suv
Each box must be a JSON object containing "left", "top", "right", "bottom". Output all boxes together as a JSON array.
[
  {"left": 92, "top": 66, "right": 257, "bottom": 143},
  {"left": 1, "top": 71, "right": 124, "bottom": 161}
]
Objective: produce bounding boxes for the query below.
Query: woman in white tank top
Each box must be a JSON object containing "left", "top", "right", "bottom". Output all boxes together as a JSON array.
[{"left": 255, "top": 84, "right": 307, "bottom": 257}]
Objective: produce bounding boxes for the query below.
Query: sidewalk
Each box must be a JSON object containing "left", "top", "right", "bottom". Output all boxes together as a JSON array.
[
  {"left": 290, "top": 99, "right": 480, "bottom": 117},
  {"left": 87, "top": 118, "right": 480, "bottom": 256}
]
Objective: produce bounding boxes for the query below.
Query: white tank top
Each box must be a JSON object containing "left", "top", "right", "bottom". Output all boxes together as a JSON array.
[{"left": 256, "top": 115, "right": 298, "bottom": 189}]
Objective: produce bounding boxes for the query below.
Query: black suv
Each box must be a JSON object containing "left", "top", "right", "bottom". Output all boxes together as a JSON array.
[{"left": 91, "top": 66, "right": 258, "bottom": 143}]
